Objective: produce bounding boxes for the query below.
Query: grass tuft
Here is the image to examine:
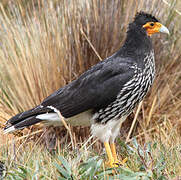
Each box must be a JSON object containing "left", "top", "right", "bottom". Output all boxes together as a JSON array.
[{"left": 1, "top": 137, "right": 181, "bottom": 179}]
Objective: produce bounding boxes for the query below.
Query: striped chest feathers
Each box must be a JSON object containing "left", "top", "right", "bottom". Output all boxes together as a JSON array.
[{"left": 94, "top": 50, "right": 155, "bottom": 123}]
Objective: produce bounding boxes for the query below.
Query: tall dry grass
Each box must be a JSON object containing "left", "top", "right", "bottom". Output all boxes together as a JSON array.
[{"left": 0, "top": 0, "right": 181, "bottom": 150}]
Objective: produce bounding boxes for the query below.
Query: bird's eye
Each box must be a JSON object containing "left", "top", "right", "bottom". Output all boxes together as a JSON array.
[{"left": 150, "top": 23, "right": 154, "bottom": 27}]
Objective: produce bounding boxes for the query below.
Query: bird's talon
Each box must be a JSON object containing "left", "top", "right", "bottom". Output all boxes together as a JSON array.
[
  {"left": 112, "top": 158, "right": 127, "bottom": 167},
  {"left": 105, "top": 159, "right": 127, "bottom": 168},
  {"left": 105, "top": 160, "right": 118, "bottom": 168}
]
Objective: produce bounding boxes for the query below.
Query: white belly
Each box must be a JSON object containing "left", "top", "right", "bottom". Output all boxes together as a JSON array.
[
  {"left": 91, "top": 116, "right": 127, "bottom": 142},
  {"left": 36, "top": 109, "right": 127, "bottom": 143}
]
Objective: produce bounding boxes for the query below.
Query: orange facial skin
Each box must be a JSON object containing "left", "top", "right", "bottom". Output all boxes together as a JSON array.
[{"left": 143, "top": 22, "right": 163, "bottom": 36}]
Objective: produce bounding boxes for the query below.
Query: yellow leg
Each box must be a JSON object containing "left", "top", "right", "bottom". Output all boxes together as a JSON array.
[
  {"left": 110, "top": 143, "right": 118, "bottom": 161},
  {"left": 104, "top": 142, "right": 119, "bottom": 168},
  {"left": 110, "top": 143, "right": 128, "bottom": 166}
]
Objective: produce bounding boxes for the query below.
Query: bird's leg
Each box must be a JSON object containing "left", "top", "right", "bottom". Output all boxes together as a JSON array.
[
  {"left": 110, "top": 143, "right": 127, "bottom": 166},
  {"left": 110, "top": 143, "right": 118, "bottom": 162},
  {"left": 104, "top": 142, "right": 119, "bottom": 168}
]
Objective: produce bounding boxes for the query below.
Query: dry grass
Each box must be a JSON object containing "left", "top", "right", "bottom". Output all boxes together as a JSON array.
[{"left": 0, "top": 0, "right": 181, "bottom": 178}]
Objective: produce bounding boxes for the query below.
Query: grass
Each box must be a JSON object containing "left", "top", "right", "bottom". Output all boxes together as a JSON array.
[
  {"left": 0, "top": 0, "right": 181, "bottom": 179},
  {"left": 1, "top": 136, "right": 181, "bottom": 179}
]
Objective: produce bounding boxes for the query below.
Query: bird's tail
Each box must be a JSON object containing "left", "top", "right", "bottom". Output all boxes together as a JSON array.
[{"left": 3, "top": 105, "right": 52, "bottom": 134}]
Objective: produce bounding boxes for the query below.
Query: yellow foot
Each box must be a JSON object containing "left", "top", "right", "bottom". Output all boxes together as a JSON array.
[
  {"left": 105, "top": 158, "right": 128, "bottom": 168},
  {"left": 105, "top": 160, "right": 119, "bottom": 168},
  {"left": 114, "top": 158, "right": 128, "bottom": 166}
]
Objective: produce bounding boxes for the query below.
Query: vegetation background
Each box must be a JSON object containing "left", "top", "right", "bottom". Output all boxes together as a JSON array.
[{"left": 0, "top": 0, "right": 181, "bottom": 179}]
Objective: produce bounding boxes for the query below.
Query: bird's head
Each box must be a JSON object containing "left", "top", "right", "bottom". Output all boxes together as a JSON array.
[{"left": 133, "top": 11, "right": 169, "bottom": 36}]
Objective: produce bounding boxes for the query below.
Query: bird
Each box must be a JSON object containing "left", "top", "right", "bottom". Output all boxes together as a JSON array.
[{"left": 4, "top": 12, "right": 169, "bottom": 168}]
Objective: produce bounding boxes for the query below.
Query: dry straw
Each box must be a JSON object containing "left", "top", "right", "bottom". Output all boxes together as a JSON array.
[{"left": 0, "top": 0, "right": 181, "bottom": 148}]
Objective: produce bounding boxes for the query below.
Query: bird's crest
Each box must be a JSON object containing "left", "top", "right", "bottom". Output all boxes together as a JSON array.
[{"left": 134, "top": 11, "right": 159, "bottom": 25}]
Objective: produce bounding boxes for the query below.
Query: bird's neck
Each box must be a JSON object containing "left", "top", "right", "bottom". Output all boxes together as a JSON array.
[{"left": 120, "top": 27, "right": 153, "bottom": 57}]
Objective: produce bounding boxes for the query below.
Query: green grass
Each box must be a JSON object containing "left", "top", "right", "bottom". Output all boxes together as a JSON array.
[
  {"left": 1, "top": 137, "right": 181, "bottom": 179},
  {"left": 0, "top": 0, "right": 181, "bottom": 179}
]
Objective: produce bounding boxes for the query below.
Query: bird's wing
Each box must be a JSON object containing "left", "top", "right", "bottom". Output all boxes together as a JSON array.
[
  {"left": 7, "top": 56, "right": 135, "bottom": 126},
  {"left": 41, "top": 56, "right": 135, "bottom": 118}
]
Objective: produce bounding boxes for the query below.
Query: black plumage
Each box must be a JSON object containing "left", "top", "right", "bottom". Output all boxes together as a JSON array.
[
  {"left": 3, "top": 12, "right": 169, "bottom": 167},
  {"left": 7, "top": 58, "right": 134, "bottom": 124},
  {"left": 4, "top": 11, "right": 170, "bottom": 167},
  {"left": 5, "top": 12, "right": 158, "bottom": 129}
]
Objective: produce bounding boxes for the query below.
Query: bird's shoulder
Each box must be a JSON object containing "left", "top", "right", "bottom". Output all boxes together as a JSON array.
[{"left": 76, "top": 52, "right": 135, "bottom": 83}]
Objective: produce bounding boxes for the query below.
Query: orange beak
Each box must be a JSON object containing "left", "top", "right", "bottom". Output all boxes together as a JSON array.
[{"left": 143, "top": 22, "right": 169, "bottom": 36}]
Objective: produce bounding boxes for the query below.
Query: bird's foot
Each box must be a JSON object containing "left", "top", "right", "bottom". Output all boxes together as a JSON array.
[
  {"left": 105, "top": 160, "right": 119, "bottom": 168},
  {"left": 105, "top": 158, "right": 127, "bottom": 168},
  {"left": 114, "top": 157, "right": 128, "bottom": 166}
]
